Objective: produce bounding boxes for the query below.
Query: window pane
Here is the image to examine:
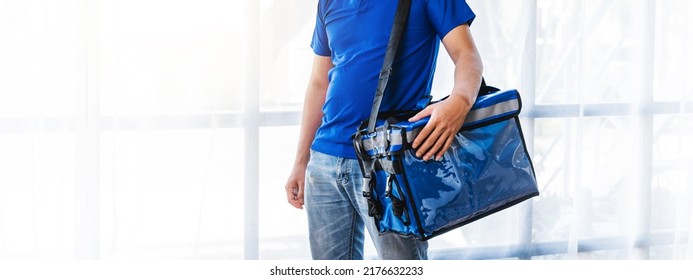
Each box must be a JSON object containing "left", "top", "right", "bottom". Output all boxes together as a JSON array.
[
  {"left": 650, "top": 244, "right": 690, "bottom": 260},
  {"left": 258, "top": 126, "right": 311, "bottom": 259},
  {"left": 653, "top": 1, "right": 693, "bottom": 102},
  {"left": 0, "top": 1, "right": 79, "bottom": 118},
  {"left": 533, "top": 117, "right": 643, "bottom": 249},
  {"left": 536, "top": 0, "right": 648, "bottom": 104},
  {"left": 651, "top": 115, "right": 693, "bottom": 261},
  {"left": 469, "top": 0, "right": 532, "bottom": 94},
  {"left": 100, "top": 128, "right": 244, "bottom": 259},
  {"left": 535, "top": 0, "right": 580, "bottom": 104},
  {"left": 0, "top": 132, "right": 76, "bottom": 259},
  {"left": 532, "top": 118, "right": 575, "bottom": 243},
  {"left": 258, "top": 0, "right": 316, "bottom": 112},
  {"left": 652, "top": 115, "right": 684, "bottom": 232},
  {"left": 98, "top": 0, "right": 244, "bottom": 116},
  {"left": 578, "top": 117, "right": 641, "bottom": 240}
]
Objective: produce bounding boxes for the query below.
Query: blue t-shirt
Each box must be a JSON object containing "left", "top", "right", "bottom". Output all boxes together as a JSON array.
[{"left": 310, "top": 0, "right": 475, "bottom": 159}]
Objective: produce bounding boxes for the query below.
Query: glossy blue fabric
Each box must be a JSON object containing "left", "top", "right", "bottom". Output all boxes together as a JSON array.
[{"left": 354, "top": 89, "right": 539, "bottom": 240}]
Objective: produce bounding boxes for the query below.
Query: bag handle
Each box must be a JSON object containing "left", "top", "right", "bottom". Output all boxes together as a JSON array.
[
  {"left": 366, "top": 0, "right": 412, "bottom": 133},
  {"left": 478, "top": 78, "right": 500, "bottom": 96}
]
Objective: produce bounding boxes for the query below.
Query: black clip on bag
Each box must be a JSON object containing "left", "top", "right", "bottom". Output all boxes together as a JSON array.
[{"left": 352, "top": 0, "right": 540, "bottom": 240}]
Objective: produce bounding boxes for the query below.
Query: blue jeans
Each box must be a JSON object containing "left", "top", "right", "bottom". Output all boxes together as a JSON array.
[{"left": 305, "top": 150, "right": 428, "bottom": 260}]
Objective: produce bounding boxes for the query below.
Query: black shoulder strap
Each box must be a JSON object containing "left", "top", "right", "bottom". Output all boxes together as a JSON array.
[{"left": 366, "top": 0, "right": 412, "bottom": 133}]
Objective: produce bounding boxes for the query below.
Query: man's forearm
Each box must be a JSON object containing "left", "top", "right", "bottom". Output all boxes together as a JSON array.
[
  {"left": 293, "top": 83, "right": 326, "bottom": 167},
  {"left": 450, "top": 51, "right": 483, "bottom": 108},
  {"left": 292, "top": 55, "right": 332, "bottom": 169},
  {"left": 443, "top": 24, "right": 483, "bottom": 110}
]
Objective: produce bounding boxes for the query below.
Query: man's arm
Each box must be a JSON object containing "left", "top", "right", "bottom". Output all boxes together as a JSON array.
[
  {"left": 408, "top": 23, "right": 483, "bottom": 161},
  {"left": 285, "top": 55, "right": 333, "bottom": 209}
]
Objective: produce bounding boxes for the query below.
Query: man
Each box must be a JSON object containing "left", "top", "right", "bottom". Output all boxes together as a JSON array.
[{"left": 285, "top": 0, "right": 483, "bottom": 260}]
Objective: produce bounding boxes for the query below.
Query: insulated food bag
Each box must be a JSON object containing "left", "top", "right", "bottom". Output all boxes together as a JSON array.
[{"left": 353, "top": 88, "right": 540, "bottom": 240}]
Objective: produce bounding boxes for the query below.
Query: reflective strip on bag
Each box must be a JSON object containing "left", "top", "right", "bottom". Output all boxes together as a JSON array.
[
  {"left": 463, "top": 98, "right": 520, "bottom": 128},
  {"left": 361, "top": 127, "right": 421, "bottom": 156}
]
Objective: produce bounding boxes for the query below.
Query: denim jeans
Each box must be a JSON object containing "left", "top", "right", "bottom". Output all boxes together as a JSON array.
[{"left": 305, "top": 150, "right": 428, "bottom": 260}]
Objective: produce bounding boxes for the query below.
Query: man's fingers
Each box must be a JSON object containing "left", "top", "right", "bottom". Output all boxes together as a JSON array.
[
  {"left": 408, "top": 106, "right": 433, "bottom": 123},
  {"left": 296, "top": 182, "right": 305, "bottom": 205},
  {"left": 412, "top": 121, "right": 432, "bottom": 149},
  {"left": 423, "top": 129, "right": 449, "bottom": 160},
  {"left": 435, "top": 135, "right": 455, "bottom": 161},
  {"left": 415, "top": 124, "right": 443, "bottom": 159},
  {"left": 288, "top": 194, "right": 304, "bottom": 209},
  {"left": 285, "top": 181, "right": 305, "bottom": 209}
]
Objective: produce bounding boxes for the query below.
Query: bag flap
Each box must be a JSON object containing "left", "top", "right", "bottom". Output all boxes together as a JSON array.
[
  {"left": 462, "top": 89, "right": 521, "bottom": 130},
  {"left": 393, "top": 89, "right": 522, "bottom": 131}
]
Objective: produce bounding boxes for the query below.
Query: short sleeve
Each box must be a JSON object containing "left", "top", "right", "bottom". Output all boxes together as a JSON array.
[
  {"left": 310, "top": 1, "right": 331, "bottom": 56},
  {"left": 425, "top": 0, "right": 476, "bottom": 39}
]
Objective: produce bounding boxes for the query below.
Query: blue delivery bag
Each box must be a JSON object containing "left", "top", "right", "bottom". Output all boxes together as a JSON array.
[{"left": 352, "top": 89, "right": 539, "bottom": 240}]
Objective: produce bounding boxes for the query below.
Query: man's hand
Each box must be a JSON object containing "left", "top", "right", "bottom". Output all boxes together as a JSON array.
[
  {"left": 408, "top": 94, "right": 472, "bottom": 161},
  {"left": 285, "top": 164, "right": 306, "bottom": 209}
]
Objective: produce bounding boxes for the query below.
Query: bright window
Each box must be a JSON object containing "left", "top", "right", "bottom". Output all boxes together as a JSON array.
[{"left": 0, "top": 0, "right": 691, "bottom": 260}]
